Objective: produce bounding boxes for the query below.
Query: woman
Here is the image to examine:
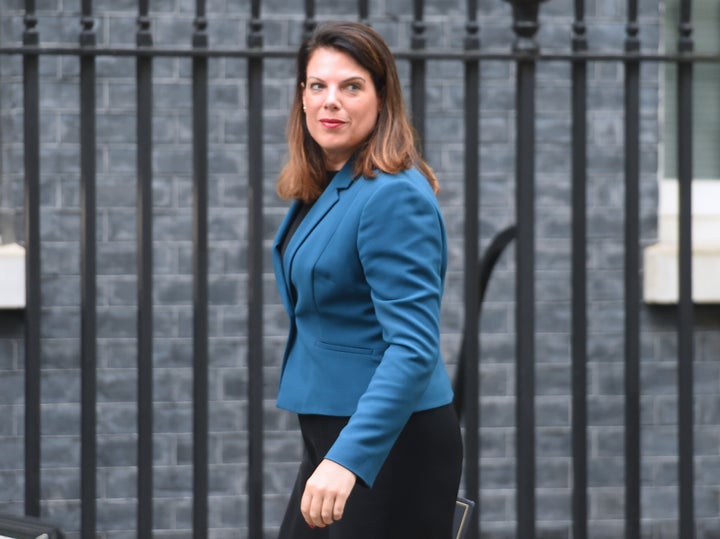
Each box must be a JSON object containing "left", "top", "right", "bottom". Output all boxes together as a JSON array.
[{"left": 272, "top": 21, "right": 463, "bottom": 538}]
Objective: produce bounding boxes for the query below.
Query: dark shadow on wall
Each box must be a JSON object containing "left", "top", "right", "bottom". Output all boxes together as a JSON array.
[
  {"left": 646, "top": 304, "right": 720, "bottom": 330},
  {"left": 0, "top": 310, "right": 24, "bottom": 339}
]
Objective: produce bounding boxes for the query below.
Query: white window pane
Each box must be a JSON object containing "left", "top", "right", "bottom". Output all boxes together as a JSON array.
[{"left": 663, "top": 0, "right": 720, "bottom": 180}]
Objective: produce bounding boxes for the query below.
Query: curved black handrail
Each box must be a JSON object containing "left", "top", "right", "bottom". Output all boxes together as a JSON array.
[{"left": 453, "top": 224, "right": 517, "bottom": 418}]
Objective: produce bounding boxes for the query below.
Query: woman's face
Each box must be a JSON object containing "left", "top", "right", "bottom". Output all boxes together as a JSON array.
[{"left": 302, "top": 47, "right": 380, "bottom": 171}]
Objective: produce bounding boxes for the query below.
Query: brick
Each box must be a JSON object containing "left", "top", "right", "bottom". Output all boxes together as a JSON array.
[
  {"left": 537, "top": 459, "right": 570, "bottom": 488},
  {"left": 154, "top": 367, "right": 192, "bottom": 402},
  {"left": 536, "top": 489, "right": 572, "bottom": 521},
  {"left": 100, "top": 466, "right": 138, "bottom": 501},
  {"left": 154, "top": 402, "right": 193, "bottom": 434},
  {"left": 0, "top": 437, "right": 22, "bottom": 469},
  {"left": 588, "top": 457, "right": 624, "bottom": 487},
  {"left": 589, "top": 488, "right": 625, "bottom": 519},
  {"left": 537, "top": 427, "right": 572, "bottom": 456},
  {"left": 43, "top": 468, "right": 81, "bottom": 500},
  {"left": 97, "top": 402, "right": 137, "bottom": 434}
]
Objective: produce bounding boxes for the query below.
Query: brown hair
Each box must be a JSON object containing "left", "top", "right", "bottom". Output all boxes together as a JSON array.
[{"left": 276, "top": 21, "right": 439, "bottom": 202}]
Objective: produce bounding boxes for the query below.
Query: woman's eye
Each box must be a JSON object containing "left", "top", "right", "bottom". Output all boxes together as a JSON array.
[
  {"left": 346, "top": 83, "right": 361, "bottom": 92},
  {"left": 309, "top": 82, "right": 323, "bottom": 91}
]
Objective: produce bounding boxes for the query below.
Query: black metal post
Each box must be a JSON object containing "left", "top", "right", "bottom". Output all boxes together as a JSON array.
[
  {"left": 79, "top": 1, "right": 97, "bottom": 537},
  {"left": 303, "top": 0, "right": 315, "bottom": 41},
  {"left": 410, "top": 0, "right": 426, "bottom": 145},
  {"left": 136, "top": 1, "right": 154, "bottom": 537},
  {"left": 22, "top": 0, "right": 41, "bottom": 518},
  {"left": 192, "top": 2, "right": 209, "bottom": 538},
  {"left": 571, "top": 2, "right": 588, "bottom": 539},
  {"left": 623, "top": 2, "right": 641, "bottom": 537},
  {"left": 247, "top": 2, "right": 265, "bottom": 538},
  {"left": 505, "top": 1, "right": 544, "bottom": 537},
  {"left": 463, "top": 1, "right": 480, "bottom": 537},
  {"left": 676, "top": 1, "right": 695, "bottom": 537},
  {"left": 358, "top": 0, "right": 369, "bottom": 25}
]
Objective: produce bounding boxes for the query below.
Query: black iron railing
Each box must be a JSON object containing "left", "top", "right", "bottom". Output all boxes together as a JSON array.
[{"left": 1, "top": 0, "right": 716, "bottom": 538}]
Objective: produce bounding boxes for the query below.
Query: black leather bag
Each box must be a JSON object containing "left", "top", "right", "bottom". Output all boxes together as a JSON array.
[
  {"left": 452, "top": 497, "right": 476, "bottom": 539},
  {"left": 0, "top": 514, "right": 65, "bottom": 539}
]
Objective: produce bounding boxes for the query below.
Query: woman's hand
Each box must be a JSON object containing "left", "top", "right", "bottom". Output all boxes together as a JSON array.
[{"left": 300, "top": 459, "right": 357, "bottom": 528}]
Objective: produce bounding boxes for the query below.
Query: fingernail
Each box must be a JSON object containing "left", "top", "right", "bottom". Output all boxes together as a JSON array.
[{"left": 308, "top": 524, "right": 315, "bottom": 529}]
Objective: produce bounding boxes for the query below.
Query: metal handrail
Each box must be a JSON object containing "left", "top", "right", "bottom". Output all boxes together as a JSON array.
[{"left": 453, "top": 224, "right": 517, "bottom": 419}]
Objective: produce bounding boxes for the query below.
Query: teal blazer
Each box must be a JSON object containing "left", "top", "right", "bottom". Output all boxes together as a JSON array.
[{"left": 272, "top": 162, "right": 454, "bottom": 487}]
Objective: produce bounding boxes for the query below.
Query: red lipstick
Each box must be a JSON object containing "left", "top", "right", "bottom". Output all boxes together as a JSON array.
[{"left": 320, "top": 119, "right": 345, "bottom": 128}]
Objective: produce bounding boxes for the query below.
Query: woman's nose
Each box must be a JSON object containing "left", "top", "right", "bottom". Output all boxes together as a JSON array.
[{"left": 323, "top": 86, "right": 340, "bottom": 109}]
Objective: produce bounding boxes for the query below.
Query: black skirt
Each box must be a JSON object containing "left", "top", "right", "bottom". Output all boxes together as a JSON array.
[{"left": 278, "top": 403, "right": 463, "bottom": 539}]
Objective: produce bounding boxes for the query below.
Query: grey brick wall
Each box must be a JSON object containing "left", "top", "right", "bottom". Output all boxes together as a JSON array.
[{"left": 1, "top": 0, "right": 719, "bottom": 538}]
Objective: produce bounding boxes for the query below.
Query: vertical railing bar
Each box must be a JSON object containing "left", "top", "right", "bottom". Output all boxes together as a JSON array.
[
  {"left": 676, "top": 1, "right": 695, "bottom": 537},
  {"left": 515, "top": 50, "right": 538, "bottom": 539},
  {"left": 410, "top": 0, "right": 426, "bottom": 144},
  {"left": 509, "top": 2, "right": 540, "bottom": 537},
  {"left": 463, "top": 1, "right": 480, "bottom": 537},
  {"left": 136, "top": 1, "right": 154, "bottom": 537},
  {"left": 192, "top": 1, "right": 209, "bottom": 537},
  {"left": 22, "top": 0, "right": 41, "bottom": 518},
  {"left": 571, "top": 2, "right": 588, "bottom": 538},
  {"left": 79, "top": 1, "right": 98, "bottom": 538},
  {"left": 247, "top": 3, "right": 265, "bottom": 538},
  {"left": 303, "top": 0, "right": 315, "bottom": 41},
  {"left": 623, "top": 2, "right": 641, "bottom": 537},
  {"left": 358, "top": 0, "right": 369, "bottom": 24}
]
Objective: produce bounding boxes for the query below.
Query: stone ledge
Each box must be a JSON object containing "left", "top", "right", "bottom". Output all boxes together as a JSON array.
[
  {"left": 643, "top": 242, "right": 720, "bottom": 304},
  {"left": 0, "top": 243, "right": 25, "bottom": 309}
]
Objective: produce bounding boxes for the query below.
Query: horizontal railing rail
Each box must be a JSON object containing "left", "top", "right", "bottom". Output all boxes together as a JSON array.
[{"left": 3, "top": 45, "right": 720, "bottom": 62}]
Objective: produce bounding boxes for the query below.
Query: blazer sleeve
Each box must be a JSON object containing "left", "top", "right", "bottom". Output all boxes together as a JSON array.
[{"left": 323, "top": 176, "right": 447, "bottom": 487}]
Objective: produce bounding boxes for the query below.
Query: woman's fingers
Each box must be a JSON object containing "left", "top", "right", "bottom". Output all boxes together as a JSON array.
[
  {"left": 300, "top": 459, "right": 357, "bottom": 528},
  {"left": 305, "top": 490, "right": 329, "bottom": 528},
  {"left": 320, "top": 493, "right": 337, "bottom": 525},
  {"left": 332, "top": 493, "right": 347, "bottom": 522},
  {"left": 300, "top": 487, "right": 323, "bottom": 528}
]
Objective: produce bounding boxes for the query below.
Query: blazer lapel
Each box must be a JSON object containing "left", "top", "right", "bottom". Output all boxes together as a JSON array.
[
  {"left": 282, "top": 163, "right": 355, "bottom": 280},
  {"left": 272, "top": 162, "right": 355, "bottom": 313}
]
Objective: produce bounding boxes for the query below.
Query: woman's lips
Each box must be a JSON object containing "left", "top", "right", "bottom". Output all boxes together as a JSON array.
[{"left": 319, "top": 119, "right": 346, "bottom": 128}]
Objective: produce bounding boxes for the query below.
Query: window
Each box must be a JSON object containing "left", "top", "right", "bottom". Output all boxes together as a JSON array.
[
  {"left": 644, "top": 0, "right": 720, "bottom": 304},
  {"left": 663, "top": 0, "right": 720, "bottom": 181}
]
